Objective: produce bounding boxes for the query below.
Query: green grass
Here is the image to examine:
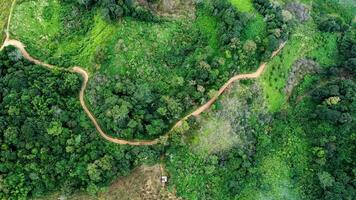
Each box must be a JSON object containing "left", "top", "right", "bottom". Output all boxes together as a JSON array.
[
  {"left": 238, "top": 119, "right": 310, "bottom": 200},
  {"left": 10, "top": 0, "right": 265, "bottom": 77},
  {"left": 167, "top": 81, "right": 311, "bottom": 200},
  {"left": 243, "top": 14, "right": 266, "bottom": 40},
  {"left": 261, "top": 39, "right": 305, "bottom": 112},
  {"left": 228, "top": 0, "right": 266, "bottom": 40},
  {"left": 308, "top": 32, "right": 339, "bottom": 66},
  {"left": 10, "top": 0, "right": 186, "bottom": 75},
  {"left": 10, "top": 0, "right": 63, "bottom": 61},
  {"left": 102, "top": 18, "right": 182, "bottom": 75},
  {"left": 196, "top": 8, "right": 219, "bottom": 51},
  {"left": 190, "top": 118, "right": 235, "bottom": 156},
  {"left": 260, "top": 22, "right": 339, "bottom": 112},
  {"left": 239, "top": 155, "right": 301, "bottom": 200},
  {"left": 229, "top": 0, "right": 254, "bottom": 13},
  {"left": 0, "top": 0, "right": 14, "bottom": 44},
  {"left": 291, "top": 74, "right": 320, "bottom": 98},
  {"left": 10, "top": 0, "right": 61, "bottom": 41},
  {"left": 10, "top": 0, "right": 120, "bottom": 72}
]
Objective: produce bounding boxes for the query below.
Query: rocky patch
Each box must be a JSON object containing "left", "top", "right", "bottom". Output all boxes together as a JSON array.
[
  {"left": 285, "top": 2, "right": 311, "bottom": 22},
  {"left": 285, "top": 59, "right": 321, "bottom": 95},
  {"left": 137, "top": 0, "right": 195, "bottom": 19}
]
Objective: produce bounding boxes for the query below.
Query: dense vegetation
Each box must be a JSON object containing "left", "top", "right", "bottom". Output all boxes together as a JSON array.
[
  {"left": 165, "top": 0, "right": 355, "bottom": 200},
  {"left": 253, "top": 0, "right": 290, "bottom": 57},
  {"left": 60, "top": 0, "right": 157, "bottom": 22},
  {"left": 166, "top": 81, "right": 270, "bottom": 199},
  {"left": 166, "top": 29, "right": 355, "bottom": 200},
  {"left": 85, "top": 0, "right": 288, "bottom": 140},
  {"left": 0, "top": 47, "right": 161, "bottom": 199},
  {"left": 0, "top": 0, "right": 355, "bottom": 199},
  {"left": 291, "top": 24, "right": 355, "bottom": 199},
  {"left": 8, "top": 0, "right": 287, "bottom": 140}
]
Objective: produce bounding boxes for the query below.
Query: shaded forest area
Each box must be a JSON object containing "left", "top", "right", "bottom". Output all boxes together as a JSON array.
[{"left": 0, "top": 47, "right": 162, "bottom": 199}]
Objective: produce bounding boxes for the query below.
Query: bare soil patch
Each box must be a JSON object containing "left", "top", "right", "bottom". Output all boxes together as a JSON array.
[
  {"left": 36, "top": 165, "right": 180, "bottom": 200},
  {"left": 137, "top": 0, "right": 196, "bottom": 19}
]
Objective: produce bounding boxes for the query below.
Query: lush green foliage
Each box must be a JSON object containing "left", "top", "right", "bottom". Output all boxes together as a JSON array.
[
  {"left": 1, "top": 0, "right": 355, "bottom": 199},
  {"left": 165, "top": 1, "right": 355, "bottom": 200},
  {"left": 60, "top": 0, "right": 157, "bottom": 22},
  {"left": 0, "top": 47, "right": 161, "bottom": 199},
  {"left": 83, "top": 0, "right": 286, "bottom": 140},
  {"left": 9, "top": 0, "right": 286, "bottom": 140},
  {"left": 166, "top": 82, "right": 269, "bottom": 200}
]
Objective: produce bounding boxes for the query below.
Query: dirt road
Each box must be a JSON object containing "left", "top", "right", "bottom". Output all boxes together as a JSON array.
[
  {"left": 1, "top": 0, "right": 286, "bottom": 146},
  {"left": 170, "top": 42, "right": 286, "bottom": 129},
  {"left": 71, "top": 66, "right": 161, "bottom": 145},
  {"left": 2, "top": 38, "right": 286, "bottom": 145},
  {"left": 3, "top": 39, "right": 160, "bottom": 145}
]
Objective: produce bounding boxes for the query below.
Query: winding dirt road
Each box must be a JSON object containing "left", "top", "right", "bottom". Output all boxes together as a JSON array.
[
  {"left": 3, "top": 39, "right": 160, "bottom": 145},
  {"left": 1, "top": 0, "right": 286, "bottom": 146},
  {"left": 169, "top": 42, "right": 286, "bottom": 129}
]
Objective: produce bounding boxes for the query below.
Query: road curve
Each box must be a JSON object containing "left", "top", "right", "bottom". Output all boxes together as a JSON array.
[
  {"left": 170, "top": 42, "right": 286, "bottom": 128},
  {"left": 0, "top": 0, "right": 286, "bottom": 145},
  {"left": 3, "top": 39, "right": 160, "bottom": 145},
  {"left": 71, "top": 66, "right": 161, "bottom": 145},
  {"left": 2, "top": 39, "right": 286, "bottom": 145}
]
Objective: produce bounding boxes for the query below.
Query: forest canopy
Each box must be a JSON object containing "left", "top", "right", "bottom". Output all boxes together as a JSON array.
[{"left": 0, "top": 0, "right": 355, "bottom": 199}]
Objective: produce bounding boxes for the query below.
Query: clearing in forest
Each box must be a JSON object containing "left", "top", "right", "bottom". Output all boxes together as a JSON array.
[{"left": 37, "top": 165, "right": 180, "bottom": 200}]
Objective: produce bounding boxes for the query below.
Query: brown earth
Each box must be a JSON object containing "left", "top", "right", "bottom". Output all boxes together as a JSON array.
[
  {"left": 36, "top": 165, "right": 181, "bottom": 200},
  {"left": 137, "top": 0, "right": 196, "bottom": 19}
]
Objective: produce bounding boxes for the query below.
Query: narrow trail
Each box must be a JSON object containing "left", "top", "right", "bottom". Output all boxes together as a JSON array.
[
  {"left": 169, "top": 42, "right": 286, "bottom": 129},
  {"left": 0, "top": 0, "right": 16, "bottom": 51},
  {"left": 1, "top": 0, "right": 286, "bottom": 146}
]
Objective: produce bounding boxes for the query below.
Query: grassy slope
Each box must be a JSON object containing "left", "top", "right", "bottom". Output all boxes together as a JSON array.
[
  {"left": 0, "top": 0, "right": 13, "bottom": 45},
  {"left": 8, "top": 0, "right": 353, "bottom": 199},
  {"left": 189, "top": 82, "right": 265, "bottom": 156},
  {"left": 196, "top": 8, "right": 219, "bottom": 51},
  {"left": 10, "top": 0, "right": 184, "bottom": 74},
  {"left": 229, "top": 0, "right": 266, "bottom": 40},
  {"left": 240, "top": 0, "right": 355, "bottom": 199},
  {"left": 229, "top": 0, "right": 254, "bottom": 12},
  {"left": 10, "top": 0, "right": 64, "bottom": 63},
  {"left": 166, "top": 81, "right": 269, "bottom": 200},
  {"left": 168, "top": 0, "right": 346, "bottom": 199},
  {"left": 238, "top": 118, "right": 310, "bottom": 200},
  {"left": 102, "top": 19, "right": 182, "bottom": 75},
  {"left": 166, "top": 3, "right": 279, "bottom": 198},
  {"left": 166, "top": 82, "right": 310, "bottom": 200},
  {"left": 260, "top": 22, "right": 339, "bottom": 112},
  {"left": 187, "top": 0, "right": 267, "bottom": 156},
  {"left": 259, "top": 0, "right": 354, "bottom": 112},
  {"left": 9, "top": 0, "right": 266, "bottom": 76},
  {"left": 241, "top": 1, "right": 355, "bottom": 199}
]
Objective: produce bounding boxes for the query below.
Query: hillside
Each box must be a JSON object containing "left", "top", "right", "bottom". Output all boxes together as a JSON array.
[{"left": 0, "top": 0, "right": 355, "bottom": 199}]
